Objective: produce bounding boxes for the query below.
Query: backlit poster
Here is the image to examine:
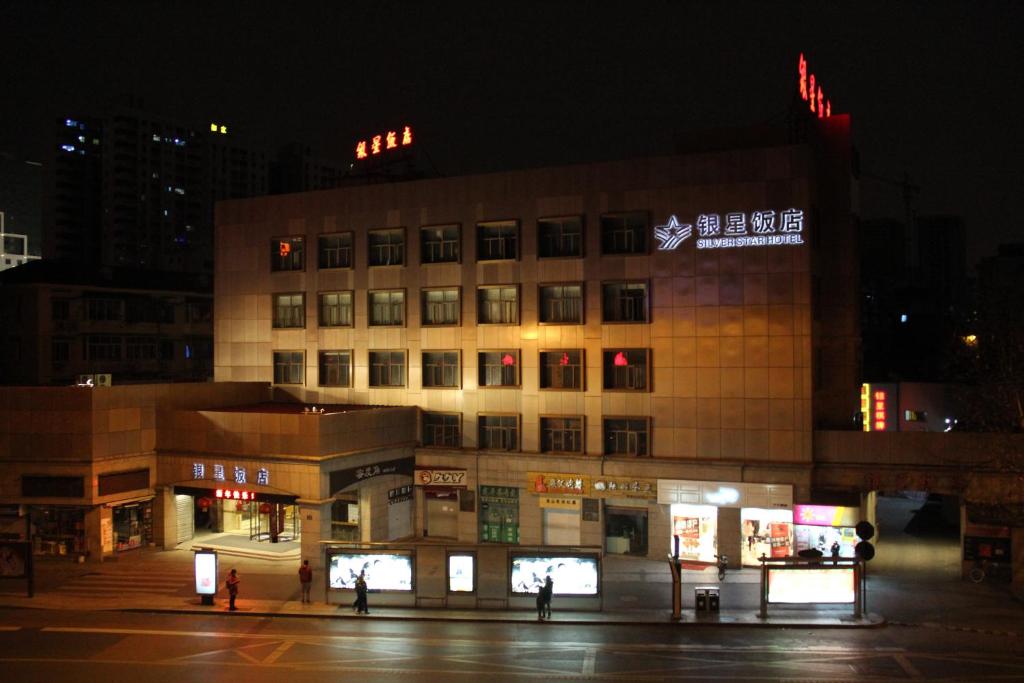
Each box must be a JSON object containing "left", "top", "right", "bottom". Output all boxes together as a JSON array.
[
  {"left": 768, "top": 567, "right": 855, "bottom": 604},
  {"left": 194, "top": 551, "right": 217, "bottom": 595},
  {"left": 669, "top": 504, "right": 717, "bottom": 562},
  {"left": 741, "top": 508, "right": 794, "bottom": 566},
  {"left": 448, "top": 553, "right": 475, "bottom": 593},
  {"left": 328, "top": 552, "right": 413, "bottom": 591},
  {"left": 510, "top": 555, "right": 599, "bottom": 596}
]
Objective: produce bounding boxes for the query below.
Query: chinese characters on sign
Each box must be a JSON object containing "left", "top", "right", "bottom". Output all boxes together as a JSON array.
[
  {"left": 529, "top": 472, "right": 589, "bottom": 496},
  {"left": 592, "top": 478, "right": 657, "bottom": 499},
  {"left": 355, "top": 125, "right": 413, "bottom": 160},
  {"left": 798, "top": 53, "right": 832, "bottom": 118},
  {"left": 193, "top": 463, "right": 270, "bottom": 486},
  {"left": 388, "top": 485, "right": 413, "bottom": 505},
  {"left": 655, "top": 209, "right": 805, "bottom": 251},
  {"left": 215, "top": 488, "right": 257, "bottom": 501},
  {"left": 860, "top": 383, "right": 889, "bottom": 432}
]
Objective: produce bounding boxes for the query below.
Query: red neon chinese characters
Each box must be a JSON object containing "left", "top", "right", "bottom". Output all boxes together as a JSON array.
[
  {"left": 798, "top": 53, "right": 808, "bottom": 100},
  {"left": 371, "top": 135, "right": 382, "bottom": 155},
  {"left": 809, "top": 74, "right": 816, "bottom": 112},
  {"left": 278, "top": 242, "right": 291, "bottom": 257},
  {"left": 355, "top": 141, "right": 368, "bottom": 160},
  {"left": 826, "top": 100, "right": 831, "bottom": 117},
  {"left": 402, "top": 126, "right": 413, "bottom": 145},
  {"left": 386, "top": 131, "right": 398, "bottom": 149},
  {"left": 817, "top": 87, "right": 824, "bottom": 118},
  {"left": 501, "top": 353, "right": 515, "bottom": 366},
  {"left": 354, "top": 125, "right": 414, "bottom": 160},
  {"left": 613, "top": 352, "right": 628, "bottom": 367}
]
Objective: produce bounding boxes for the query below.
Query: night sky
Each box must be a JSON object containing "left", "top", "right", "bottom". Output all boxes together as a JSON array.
[{"left": 2, "top": 1, "right": 1021, "bottom": 266}]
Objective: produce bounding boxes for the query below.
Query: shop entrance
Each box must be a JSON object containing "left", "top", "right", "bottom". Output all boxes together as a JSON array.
[
  {"left": 604, "top": 506, "right": 648, "bottom": 555},
  {"left": 331, "top": 497, "right": 360, "bottom": 541},
  {"left": 175, "top": 486, "right": 300, "bottom": 547},
  {"left": 425, "top": 491, "right": 458, "bottom": 539},
  {"left": 112, "top": 501, "right": 153, "bottom": 552}
]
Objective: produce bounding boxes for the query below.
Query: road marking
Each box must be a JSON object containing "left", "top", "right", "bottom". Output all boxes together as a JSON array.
[
  {"left": 262, "top": 640, "right": 295, "bottom": 665},
  {"left": 582, "top": 648, "right": 596, "bottom": 675},
  {"left": 893, "top": 653, "right": 923, "bottom": 679}
]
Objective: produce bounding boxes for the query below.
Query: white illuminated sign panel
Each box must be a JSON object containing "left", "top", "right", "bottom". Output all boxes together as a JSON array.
[
  {"left": 510, "top": 555, "right": 599, "bottom": 596},
  {"left": 328, "top": 553, "right": 413, "bottom": 592},
  {"left": 448, "top": 554, "right": 475, "bottom": 593},
  {"left": 767, "top": 568, "right": 855, "bottom": 604},
  {"left": 194, "top": 551, "right": 217, "bottom": 595},
  {"left": 655, "top": 209, "right": 805, "bottom": 251}
]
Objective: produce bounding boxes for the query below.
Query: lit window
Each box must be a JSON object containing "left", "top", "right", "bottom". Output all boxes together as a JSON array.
[{"left": 602, "top": 349, "right": 650, "bottom": 391}]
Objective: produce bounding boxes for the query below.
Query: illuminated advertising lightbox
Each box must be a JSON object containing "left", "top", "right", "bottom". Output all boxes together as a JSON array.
[
  {"left": 741, "top": 508, "right": 794, "bottom": 566},
  {"left": 767, "top": 568, "right": 855, "bottom": 604},
  {"left": 670, "top": 504, "right": 718, "bottom": 563},
  {"left": 194, "top": 551, "right": 217, "bottom": 595},
  {"left": 795, "top": 525, "right": 858, "bottom": 558},
  {"left": 793, "top": 505, "right": 859, "bottom": 528},
  {"left": 448, "top": 553, "right": 475, "bottom": 593},
  {"left": 510, "top": 555, "right": 599, "bottom": 596},
  {"left": 328, "top": 552, "right": 413, "bottom": 592}
]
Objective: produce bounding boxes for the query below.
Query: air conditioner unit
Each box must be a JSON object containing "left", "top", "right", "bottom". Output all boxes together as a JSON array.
[
  {"left": 95, "top": 373, "right": 112, "bottom": 387},
  {"left": 77, "top": 374, "right": 94, "bottom": 386}
]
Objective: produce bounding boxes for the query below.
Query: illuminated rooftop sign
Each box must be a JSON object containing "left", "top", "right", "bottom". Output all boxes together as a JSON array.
[
  {"left": 209, "top": 122, "right": 228, "bottom": 134},
  {"left": 356, "top": 125, "right": 413, "bottom": 160},
  {"left": 655, "top": 209, "right": 805, "bottom": 251},
  {"left": 798, "top": 53, "right": 831, "bottom": 118}
]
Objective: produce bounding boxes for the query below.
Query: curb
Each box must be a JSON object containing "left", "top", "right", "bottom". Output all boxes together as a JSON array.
[
  {"left": 116, "top": 606, "right": 887, "bottom": 628},
  {"left": 889, "top": 620, "right": 1024, "bottom": 639}
]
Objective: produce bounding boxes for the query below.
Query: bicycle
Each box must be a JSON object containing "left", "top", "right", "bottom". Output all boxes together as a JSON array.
[{"left": 969, "top": 558, "right": 1006, "bottom": 583}]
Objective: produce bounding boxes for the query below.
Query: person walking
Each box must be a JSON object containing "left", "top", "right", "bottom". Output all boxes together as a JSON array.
[
  {"left": 354, "top": 571, "right": 369, "bottom": 614},
  {"left": 226, "top": 568, "right": 240, "bottom": 611},
  {"left": 542, "top": 576, "right": 554, "bottom": 619},
  {"left": 298, "top": 559, "right": 313, "bottom": 604}
]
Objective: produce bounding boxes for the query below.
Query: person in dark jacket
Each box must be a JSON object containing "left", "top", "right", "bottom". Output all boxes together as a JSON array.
[
  {"left": 355, "top": 571, "right": 369, "bottom": 614},
  {"left": 542, "top": 576, "right": 554, "bottom": 619}
]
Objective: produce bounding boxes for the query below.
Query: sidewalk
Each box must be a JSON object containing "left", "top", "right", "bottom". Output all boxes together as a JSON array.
[{"left": 0, "top": 547, "right": 884, "bottom": 628}]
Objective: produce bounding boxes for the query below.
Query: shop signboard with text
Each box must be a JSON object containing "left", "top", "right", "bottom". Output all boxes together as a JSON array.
[
  {"left": 528, "top": 472, "right": 590, "bottom": 496},
  {"left": 591, "top": 477, "right": 657, "bottom": 499},
  {"left": 415, "top": 468, "right": 467, "bottom": 487}
]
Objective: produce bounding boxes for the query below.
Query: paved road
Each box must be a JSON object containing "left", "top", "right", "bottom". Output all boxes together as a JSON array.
[{"left": 1, "top": 609, "right": 1023, "bottom": 682}]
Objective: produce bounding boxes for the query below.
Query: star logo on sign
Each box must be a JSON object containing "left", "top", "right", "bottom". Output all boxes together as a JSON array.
[{"left": 654, "top": 215, "right": 692, "bottom": 251}]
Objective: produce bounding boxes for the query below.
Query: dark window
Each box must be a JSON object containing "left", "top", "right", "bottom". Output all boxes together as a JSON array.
[
  {"left": 540, "top": 350, "right": 583, "bottom": 390},
  {"left": 423, "top": 412, "right": 461, "bottom": 448},
  {"left": 51, "top": 300, "right": 70, "bottom": 321},
  {"left": 538, "top": 215, "right": 584, "bottom": 258},
  {"left": 600, "top": 212, "right": 648, "bottom": 255},
  {"left": 477, "top": 286, "right": 519, "bottom": 324},
  {"left": 422, "top": 288, "right": 460, "bottom": 326},
  {"left": 479, "top": 350, "right": 519, "bottom": 387},
  {"left": 369, "top": 290, "right": 405, "bottom": 326},
  {"left": 125, "top": 336, "right": 157, "bottom": 360},
  {"left": 272, "top": 293, "right": 305, "bottom": 328},
  {"left": 187, "top": 301, "right": 212, "bottom": 323},
  {"left": 602, "top": 282, "right": 649, "bottom": 322},
  {"left": 273, "top": 351, "right": 304, "bottom": 384},
  {"left": 86, "top": 335, "right": 121, "bottom": 361},
  {"left": 539, "top": 284, "right": 583, "bottom": 324},
  {"left": 369, "top": 350, "right": 406, "bottom": 387},
  {"left": 603, "top": 418, "right": 649, "bottom": 456},
  {"left": 22, "top": 475, "right": 85, "bottom": 498},
  {"left": 423, "top": 351, "right": 461, "bottom": 388},
  {"left": 476, "top": 220, "right": 518, "bottom": 261},
  {"left": 86, "top": 298, "right": 123, "bottom": 322},
  {"left": 368, "top": 228, "right": 405, "bottom": 266},
  {"left": 420, "top": 224, "right": 460, "bottom": 264},
  {"left": 478, "top": 415, "right": 518, "bottom": 451},
  {"left": 318, "top": 350, "right": 352, "bottom": 387},
  {"left": 541, "top": 417, "right": 584, "bottom": 453},
  {"left": 602, "top": 349, "right": 650, "bottom": 391},
  {"left": 271, "top": 236, "right": 304, "bottom": 271},
  {"left": 159, "top": 340, "right": 174, "bottom": 360},
  {"left": 319, "top": 232, "right": 354, "bottom": 269},
  {"left": 52, "top": 339, "right": 71, "bottom": 363},
  {"left": 319, "top": 291, "right": 353, "bottom": 327},
  {"left": 98, "top": 469, "right": 149, "bottom": 496}
]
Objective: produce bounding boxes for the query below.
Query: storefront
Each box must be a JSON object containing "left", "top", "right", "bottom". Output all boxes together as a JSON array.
[
  {"left": 793, "top": 504, "right": 860, "bottom": 558},
  {"left": 111, "top": 500, "right": 153, "bottom": 552},
  {"left": 479, "top": 485, "right": 519, "bottom": 544},
  {"left": 529, "top": 472, "right": 589, "bottom": 546},
  {"left": 593, "top": 476, "right": 657, "bottom": 556},
  {"left": 659, "top": 479, "right": 793, "bottom": 566},
  {"left": 174, "top": 484, "right": 299, "bottom": 543},
  {"left": 417, "top": 468, "right": 467, "bottom": 540},
  {"left": 29, "top": 506, "right": 87, "bottom": 556}
]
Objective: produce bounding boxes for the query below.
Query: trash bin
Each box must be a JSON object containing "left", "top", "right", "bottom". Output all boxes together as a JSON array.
[
  {"left": 707, "top": 587, "right": 720, "bottom": 612},
  {"left": 694, "top": 587, "right": 708, "bottom": 611}
]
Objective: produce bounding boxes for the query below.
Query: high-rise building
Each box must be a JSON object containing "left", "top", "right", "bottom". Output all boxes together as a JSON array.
[{"left": 44, "top": 109, "right": 269, "bottom": 276}]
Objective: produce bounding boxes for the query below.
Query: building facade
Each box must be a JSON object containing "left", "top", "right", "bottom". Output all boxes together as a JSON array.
[{"left": 211, "top": 117, "right": 860, "bottom": 565}]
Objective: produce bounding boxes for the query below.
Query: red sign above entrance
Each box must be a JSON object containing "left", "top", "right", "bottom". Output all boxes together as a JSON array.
[{"left": 215, "top": 488, "right": 257, "bottom": 501}]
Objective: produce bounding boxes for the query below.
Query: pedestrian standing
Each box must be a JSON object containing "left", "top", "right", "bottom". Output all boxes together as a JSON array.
[
  {"left": 226, "top": 568, "right": 240, "bottom": 611},
  {"left": 542, "top": 576, "right": 554, "bottom": 619},
  {"left": 830, "top": 541, "right": 841, "bottom": 564},
  {"left": 355, "top": 571, "right": 369, "bottom": 614},
  {"left": 536, "top": 583, "right": 546, "bottom": 620},
  {"left": 298, "top": 559, "right": 313, "bottom": 603}
]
